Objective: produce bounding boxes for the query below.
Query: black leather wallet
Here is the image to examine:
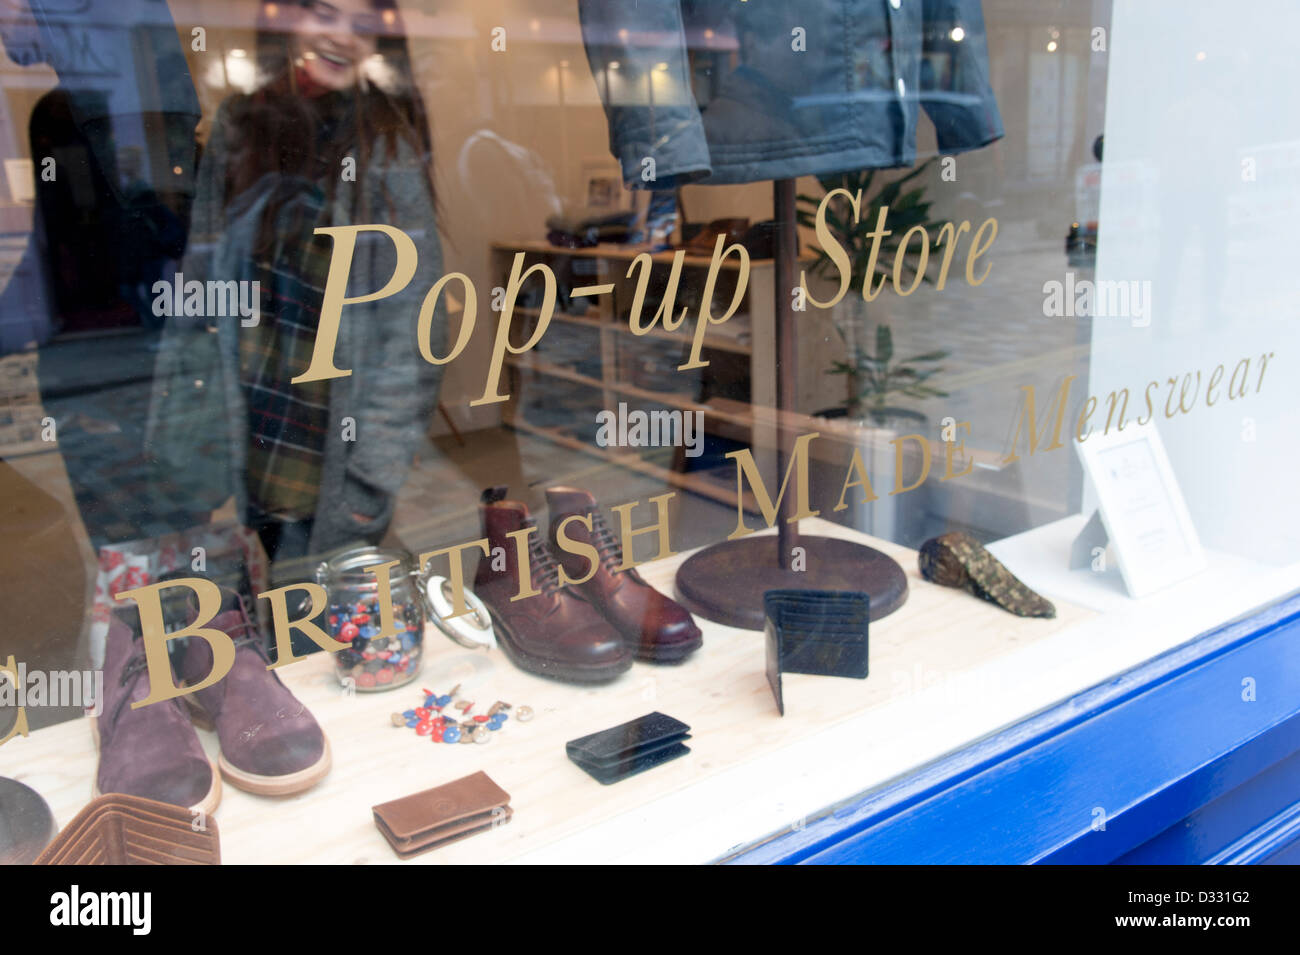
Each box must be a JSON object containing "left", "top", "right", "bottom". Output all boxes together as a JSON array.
[
  {"left": 765, "top": 589, "right": 870, "bottom": 715},
  {"left": 566, "top": 712, "right": 691, "bottom": 784}
]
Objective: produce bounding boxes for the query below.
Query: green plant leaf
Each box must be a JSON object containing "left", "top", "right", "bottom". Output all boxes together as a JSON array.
[{"left": 875, "top": 324, "right": 893, "bottom": 363}]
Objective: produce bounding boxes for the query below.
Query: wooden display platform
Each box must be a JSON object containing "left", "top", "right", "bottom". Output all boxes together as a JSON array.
[{"left": 0, "top": 519, "right": 1091, "bottom": 864}]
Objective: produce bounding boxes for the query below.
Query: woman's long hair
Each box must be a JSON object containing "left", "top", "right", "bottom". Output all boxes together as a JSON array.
[{"left": 222, "top": 0, "right": 436, "bottom": 223}]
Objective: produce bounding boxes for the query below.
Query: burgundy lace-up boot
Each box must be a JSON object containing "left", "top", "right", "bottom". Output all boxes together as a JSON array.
[
  {"left": 93, "top": 607, "right": 221, "bottom": 814},
  {"left": 474, "top": 486, "right": 632, "bottom": 683},
  {"left": 546, "top": 486, "right": 702, "bottom": 663},
  {"left": 178, "top": 587, "right": 330, "bottom": 796}
]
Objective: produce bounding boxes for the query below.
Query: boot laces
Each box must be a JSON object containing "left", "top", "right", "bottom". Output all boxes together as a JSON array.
[
  {"left": 590, "top": 511, "right": 627, "bottom": 574},
  {"left": 111, "top": 599, "right": 269, "bottom": 724},
  {"left": 119, "top": 653, "right": 149, "bottom": 688},
  {"left": 524, "top": 518, "right": 563, "bottom": 595},
  {"left": 223, "top": 609, "right": 271, "bottom": 662},
  {"left": 112, "top": 648, "right": 181, "bottom": 725}
]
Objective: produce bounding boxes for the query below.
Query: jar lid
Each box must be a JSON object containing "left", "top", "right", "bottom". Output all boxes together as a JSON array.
[
  {"left": 422, "top": 575, "right": 496, "bottom": 650},
  {"left": 317, "top": 546, "right": 412, "bottom": 584}
]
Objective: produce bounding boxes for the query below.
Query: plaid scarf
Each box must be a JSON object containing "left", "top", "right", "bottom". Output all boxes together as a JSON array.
[{"left": 238, "top": 185, "right": 334, "bottom": 520}]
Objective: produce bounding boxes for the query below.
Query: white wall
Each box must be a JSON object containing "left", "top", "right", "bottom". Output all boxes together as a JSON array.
[{"left": 1090, "top": 0, "right": 1300, "bottom": 563}]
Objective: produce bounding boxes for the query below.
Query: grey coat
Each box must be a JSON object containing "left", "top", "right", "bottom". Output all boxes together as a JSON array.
[
  {"left": 145, "top": 96, "right": 445, "bottom": 555},
  {"left": 578, "top": 0, "right": 1004, "bottom": 187}
]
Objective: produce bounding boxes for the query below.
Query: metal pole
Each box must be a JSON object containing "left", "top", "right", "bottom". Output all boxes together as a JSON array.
[{"left": 774, "top": 178, "right": 799, "bottom": 567}]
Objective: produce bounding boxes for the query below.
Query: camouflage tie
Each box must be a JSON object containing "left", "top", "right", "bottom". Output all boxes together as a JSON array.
[{"left": 918, "top": 532, "right": 1056, "bottom": 618}]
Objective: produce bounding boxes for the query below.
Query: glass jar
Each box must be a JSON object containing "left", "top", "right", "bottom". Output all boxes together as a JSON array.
[{"left": 316, "top": 546, "right": 426, "bottom": 691}]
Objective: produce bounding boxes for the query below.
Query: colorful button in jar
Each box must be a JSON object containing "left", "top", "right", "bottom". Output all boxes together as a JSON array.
[{"left": 317, "top": 546, "right": 428, "bottom": 692}]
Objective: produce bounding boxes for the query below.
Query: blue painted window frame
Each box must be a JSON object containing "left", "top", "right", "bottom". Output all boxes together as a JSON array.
[{"left": 727, "top": 590, "right": 1300, "bottom": 865}]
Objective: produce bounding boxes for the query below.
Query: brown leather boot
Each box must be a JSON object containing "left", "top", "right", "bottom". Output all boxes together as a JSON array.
[
  {"left": 546, "top": 486, "right": 702, "bottom": 664},
  {"left": 475, "top": 487, "right": 632, "bottom": 683}
]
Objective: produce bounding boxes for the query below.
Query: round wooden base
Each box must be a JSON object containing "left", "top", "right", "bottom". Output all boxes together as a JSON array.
[
  {"left": 675, "top": 535, "right": 909, "bottom": 631},
  {"left": 0, "top": 776, "right": 55, "bottom": 865}
]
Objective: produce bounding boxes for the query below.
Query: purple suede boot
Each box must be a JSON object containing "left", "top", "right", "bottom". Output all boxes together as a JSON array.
[
  {"left": 177, "top": 587, "right": 331, "bottom": 796},
  {"left": 93, "top": 607, "right": 221, "bottom": 814}
]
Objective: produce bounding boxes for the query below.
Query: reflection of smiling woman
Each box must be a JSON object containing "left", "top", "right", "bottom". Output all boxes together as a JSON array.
[
  {"left": 150, "top": 0, "right": 446, "bottom": 567},
  {"left": 292, "top": 0, "right": 387, "bottom": 92}
]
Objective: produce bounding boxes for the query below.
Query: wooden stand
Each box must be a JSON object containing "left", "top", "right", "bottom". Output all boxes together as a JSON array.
[{"left": 674, "top": 180, "right": 909, "bottom": 631}]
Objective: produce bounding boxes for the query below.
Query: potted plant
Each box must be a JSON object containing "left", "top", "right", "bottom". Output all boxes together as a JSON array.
[
  {"left": 795, "top": 160, "right": 951, "bottom": 543},
  {"left": 828, "top": 322, "right": 949, "bottom": 427}
]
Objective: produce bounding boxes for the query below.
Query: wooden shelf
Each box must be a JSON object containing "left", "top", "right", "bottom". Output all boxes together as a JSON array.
[
  {"left": 522, "top": 307, "right": 753, "bottom": 356},
  {"left": 507, "top": 354, "right": 757, "bottom": 433},
  {"left": 492, "top": 240, "right": 778, "bottom": 511},
  {"left": 490, "top": 239, "right": 800, "bottom": 271},
  {"left": 503, "top": 410, "right": 759, "bottom": 514}
]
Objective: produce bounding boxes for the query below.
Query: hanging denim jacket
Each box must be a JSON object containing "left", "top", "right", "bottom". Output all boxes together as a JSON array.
[{"left": 578, "top": 0, "right": 1004, "bottom": 187}]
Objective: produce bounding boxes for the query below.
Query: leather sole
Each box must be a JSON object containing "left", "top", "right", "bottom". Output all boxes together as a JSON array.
[
  {"left": 181, "top": 695, "right": 333, "bottom": 796},
  {"left": 631, "top": 635, "right": 703, "bottom": 665},
  {"left": 88, "top": 715, "right": 223, "bottom": 817},
  {"left": 486, "top": 605, "right": 632, "bottom": 684},
  {"left": 216, "top": 738, "right": 332, "bottom": 797}
]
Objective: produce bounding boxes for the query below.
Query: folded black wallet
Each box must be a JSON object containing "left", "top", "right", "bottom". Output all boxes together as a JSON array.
[
  {"left": 566, "top": 712, "right": 691, "bottom": 784},
  {"left": 765, "top": 589, "right": 870, "bottom": 715}
]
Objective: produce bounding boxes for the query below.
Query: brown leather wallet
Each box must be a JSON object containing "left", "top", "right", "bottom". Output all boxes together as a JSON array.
[
  {"left": 35, "top": 794, "right": 220, "bottom": 865},
  {"left": 372, "top": 771, "right": 512, "bottom": 859}
]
